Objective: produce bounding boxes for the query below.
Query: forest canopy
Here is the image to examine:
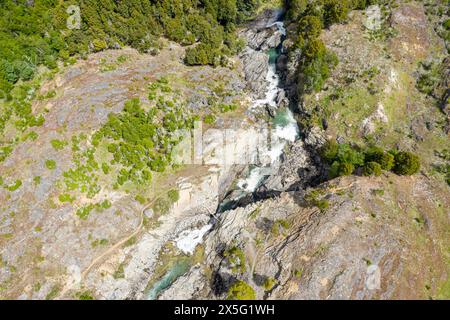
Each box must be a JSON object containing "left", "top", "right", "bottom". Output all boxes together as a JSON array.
[{"left": 0, "top": 0, "right": 264, "bottom": 95}]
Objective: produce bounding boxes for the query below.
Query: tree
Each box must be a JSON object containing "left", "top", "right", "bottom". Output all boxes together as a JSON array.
[
  {"left": 393, "top": 152, "right": 420, "bottom": 175},
  {"left": 303, "top": 38, "right": 327, "bottom": 62},
  {"left": 298, "top": 15, "right": 323, "bottom": 40},
  {"left": 185, "top": 44, "right": 212, "bottom": 65},
  {"left": 92, "top": 39, "right": 108, "bottom": 52},
  {"left": 336, "top": 144, "right": 365, "bottom": 167},
  {"left": 217, "top": 0, "right": 237, "bottom": 26},
  {"left": 288, "top": 0, "right": 308, "bottom": 21},
  {"left": 323, "top": 0, "right": 350, "bottom": 27},
  {"left": 329, "top": 161, "right": 355, "bottom": 178},
  {"left": 165, "top": 18, "right": 186, "bottom": 43},
  {"left": 236, "top": 0, "right": 258, "bottom": 22}
]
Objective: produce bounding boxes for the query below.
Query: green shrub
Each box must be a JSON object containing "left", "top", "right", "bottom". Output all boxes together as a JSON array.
[
  {"left": 101, "top": 162, "right": 110, "bottom": 175},
  {"left": 58, "top": 193, "right": 75, "bottom": 203},
  {"left": 33, "top": 176, "right": 41, "bottom": 185},
  {"left": 167, "top": 189, "right": 180, "bottom": 203},
  {"left": 76, "top": 291, "right": 94, "bottom": 300},
  {"left": 321, "top": 140, "right": 339, "bottom": 164},
  {"left": 135, "top": 194, "right": 146, "bottom": 205},
  {"left": 287, "top": 0, "right": 308, "bottom": 20},
  {"left": 100, "top": 199, "right": 111, "bottom": 209},
  {"left": 393, "top": 152, "right": 421, "bottom": 175},
  {"left": 363, "top": 162, "right": 382, "bottom": 176},
  {"left": 378, "top": 152, "right": 395, "bottom": 170},
  {"left": 50, "top": 139, "right": 68, "bottom": 151},
  {"left": 5, "top": 179, "right": 22, "bottom": 191},
  {"left": 96, "top": 98, "right": 188, "bottom": 185},
  {"left": 165, "top": 18, "right": 187, "bottom": 43},
  {"left": 316, "top": 199, "right": 330, "bottom": 212},
  {"left": 45, "top": 159, "right": 56, "bottom": 170},
  {"left": 152, "top": 197, "right": 171, "bottom": 215},
  {"left": 271, "top": 219, "right": 291, "bottom": 236},
  {"left": 336, "top": 144, "right": 365, "bottom": 167},
  {"left": 303, "top": 38, "right": 326, "bottom": 62},
  {"left": 204, "top": 114, "right": 216, "bottom": 125},
  {"left": 76, "top": 204, "right": 95, "bottom": 220},
  {"left": 92, "top": 39, "right": 108, "bottom": 52},
  {"left": 323, "top": 0, "right": 350, "bottom": 27},
  {"left": 322, "top": 142, "right": 417, "bottom": 179},
  {"left": 299, "top": 43, "right": 338, "bottom": 92},
  {"left": 330, "top": 161, "right": 355, "bottom": 178},
  {"left": 365, "top": 147, "right": 395, "bottom": 171},
  {"left": 227, "top": 281, "right": 255, "bottom": 300},
  {"left": 185, "top": 44, "right": 216, "bottom": 66},
  {"left": 45, "top": 285, "right": 60, "bottom": 300},
  {"left": 297, "top": 15, "right": 323, "bottom": 41},
  {"left": 263, "top": 277, "right": 277, "bottom": 291}
]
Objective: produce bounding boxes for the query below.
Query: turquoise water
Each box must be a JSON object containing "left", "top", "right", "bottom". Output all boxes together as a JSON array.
[
  {"left": 273, "top": 108, "right": 293, "bottom": 127},
  {"left": 273, "top": 107, "right": 299, "bottom": 141},
  {"left": 268, "top": 47, "right": 279, "bottom": 65},
  {"left": 146, "top": 259, "right": 191, "bottom": 300}
]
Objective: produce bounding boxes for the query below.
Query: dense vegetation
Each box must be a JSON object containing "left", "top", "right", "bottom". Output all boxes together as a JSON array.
[
  {"left": 0, "top": 0, "right": 266, "bottom": 165},
  {"left": 320, "top": 140, "right": 420, "bottom": 178},
  {"left": 0, "top": 0, "right": 266, "bottom": 96}
]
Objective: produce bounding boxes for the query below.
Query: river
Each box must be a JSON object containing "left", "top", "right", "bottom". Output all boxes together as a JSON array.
[{"left": 146, "top": 18, "right": 299, "bottom": 300}]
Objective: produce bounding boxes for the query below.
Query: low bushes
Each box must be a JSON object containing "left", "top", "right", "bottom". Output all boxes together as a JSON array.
[
  {"left": 227, "top": 280, "right": 256, "bottom": 300},
  {"left": 363, "top": 162, "right": 382, "bottom": 177},
  {"left": 392, "top": 151, "right": 421, "bottom": 176},
  {"left": 320, "top": 140, "right": 421, "bottom": 178}
]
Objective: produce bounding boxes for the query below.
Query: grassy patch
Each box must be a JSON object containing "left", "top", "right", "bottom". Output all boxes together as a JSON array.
[{"left": 45, "top": 285, "right": 60, "bottom": 300}]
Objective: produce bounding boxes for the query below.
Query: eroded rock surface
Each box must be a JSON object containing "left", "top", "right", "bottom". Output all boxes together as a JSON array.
[{"left": 163, "top": 175, "right": 450, "bottom": 300}]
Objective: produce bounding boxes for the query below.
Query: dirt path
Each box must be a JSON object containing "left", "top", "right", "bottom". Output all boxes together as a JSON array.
[
  {"left": 57, "top": 166, "right": 211, "bottom": 299},
  {"left": 57, "top": 194, "right": 161, "bottom": 299}
]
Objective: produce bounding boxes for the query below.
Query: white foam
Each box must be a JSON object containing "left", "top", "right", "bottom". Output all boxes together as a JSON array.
[
  {"left": 237, "top": 167, "right": 271, "bottom": 192},
  {"left": 253, "top": 64, "right": 279, "bottom": 109},
  {"left": 273, "top": 109, "right": 299, "bottom": 142},
  {"left": 174, "top": 224, "right": 212, "bottom": 255},
  {"left": 265, "top": 141, "right": 286, "bottom": 163},
  {"left": 268, "top": 21, "right": 286, "bottom": 36}
]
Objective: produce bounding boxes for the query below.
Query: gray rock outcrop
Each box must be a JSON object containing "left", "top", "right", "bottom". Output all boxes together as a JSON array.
[{"left": 240, "top": 48, "right": 270, "bottom": 99}]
